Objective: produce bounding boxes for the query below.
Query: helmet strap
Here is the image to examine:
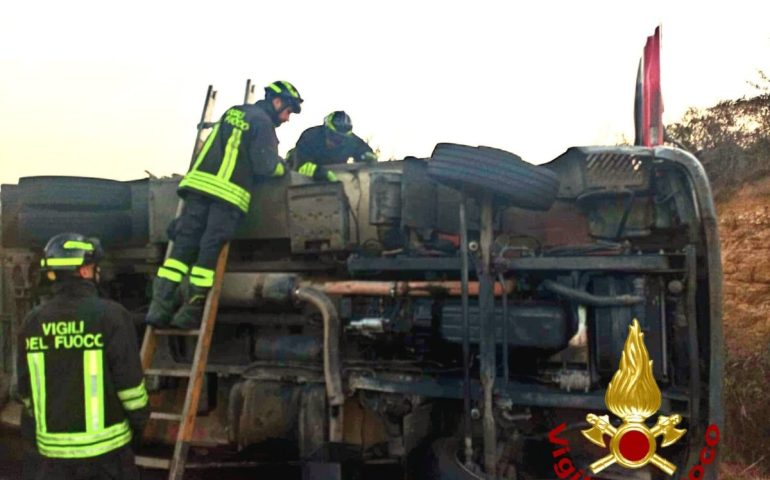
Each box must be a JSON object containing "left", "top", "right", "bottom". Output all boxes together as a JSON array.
[{"left": 267, "top": 97, "right": 290, "bottom": 126}]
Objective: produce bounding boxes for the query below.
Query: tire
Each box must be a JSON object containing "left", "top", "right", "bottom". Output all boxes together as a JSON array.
[
  {"left": 428, "top": 143, "right": 560, "bottom": 211},
  {"left": 17, "top": 207, "right": 133, "bottom": 247},
  {"left": 18, "top": 176, "right": 132, "bottom": 210}
]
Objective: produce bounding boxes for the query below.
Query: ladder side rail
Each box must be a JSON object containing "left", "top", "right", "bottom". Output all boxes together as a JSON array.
[
  {"left": 168, "top": 243, "right": 229, "bottom": 480},
  {"left": 141, "top": 85, "right": 218, "bottom": 367}
]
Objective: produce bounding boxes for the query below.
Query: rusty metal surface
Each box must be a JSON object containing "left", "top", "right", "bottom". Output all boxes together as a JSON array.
[
  {"left": 368, "top": 172, "right": 402, "bottom": 225},
  {"left": 229, "top": 380, "right": 301, "bottom": 448},
  {"left": 287, "top": 182, "right": 349, "bottom": 253}
]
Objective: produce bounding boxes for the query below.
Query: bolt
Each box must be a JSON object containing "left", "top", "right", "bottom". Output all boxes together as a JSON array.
[
  {"left": 668, "top": 280, "right": 684, "bottom": 295},
  {"left": 468, "top": 241, "right": 479, "bottom": 252},
  {"left": 470, "top": 408, "right": 481, "bottom": 420}
]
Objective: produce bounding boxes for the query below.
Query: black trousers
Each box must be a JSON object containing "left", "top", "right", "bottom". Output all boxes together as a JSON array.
[
  {"left": 169, "top": 193, "right": 243, "bottom": 270},
  {"left": 35, "top": 445, "right": 139, "bottom": 480}
]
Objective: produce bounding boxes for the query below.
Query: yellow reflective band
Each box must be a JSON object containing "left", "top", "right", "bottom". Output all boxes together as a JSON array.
[
  {"left": 298, "top": 162, "right": 317, "bottom": 177},
  {"left": 190, "top": 266, "right": 215, "bottom": 288},
  {"left": 179, "top": 170, "right": 251, "bottom": 212},
  {"left": 162, "top": 258, "right": 189, "bottom": 275},
  {"left": 27, "top": 352, "right": 47, "bottom": 433},
  {"left": 44, "top": 258, "right": 84, "bottom": 267},
  {"left": 37, "top": 420, "right": 129, "bottom": 446},
  {"left": 190, "top": 276, "right": 214, "bottom": 287},
  {"left": 118, "top": 380, "right": 148, "bottom": 411},
  {"left": 157, "top": 267, "right": 183, "bottom": 283},
  {"left": 273, "top": 162, "right": 285, "bottom": 177},
  {"left": 268, "top": 83, "right": 282, "bottom": 94},
  {"left": 37, "top": 420, "right": 132, "bottom": 459},
  {"left": 326, "top": 170, "right": 339, "bottom": 182},
  {"left": 219, "top": 126, "right": 243, "bottom": 180},
  {"left": 192, "top": 123, "right": 221, "bottom": 171},
  {"left": 83, "top": 350, "right": 104, "bottom": 433},
  {"left": 191, "top": 266, "right": 214, "bottom": 279},
  {"left": 63, "top": 240, "right": 93, "bottom": 251},
  {"left": 324, "top": 113, "right": 336, "bottom": 132},
  {"left": 281, "top": 81, "right": 299, "bottom": 98}
]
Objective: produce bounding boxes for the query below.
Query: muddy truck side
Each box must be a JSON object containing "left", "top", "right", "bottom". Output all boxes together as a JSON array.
[{"left": 0, "top": 143, "right": 722, "bottom": 479}]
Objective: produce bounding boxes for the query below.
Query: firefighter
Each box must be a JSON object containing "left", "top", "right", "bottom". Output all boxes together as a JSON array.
[
  {"left": 16, "top": 232, "right": 149, "bottom": 480},
  {"left": 290, "top": 110, "right": 377, "bottom": 181},
  {"left": 145, "top": 80, "right": 303, "bottom": 329}
]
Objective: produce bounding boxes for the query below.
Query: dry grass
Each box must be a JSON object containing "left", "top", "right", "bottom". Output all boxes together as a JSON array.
[{"left": 721, "top": 461, "right": 770, "bottom": 480}]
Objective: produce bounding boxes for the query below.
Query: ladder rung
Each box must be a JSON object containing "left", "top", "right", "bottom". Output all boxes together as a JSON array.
[
  {"left": 145, "top": 368, "right": 191, "bottom": 378},
  {"left": 135, "top": 455, "right": 171, "bottom": 469},
  {"left": 153, "top": 328, "right": 201, "bottom": 336},
  {"left": 150, "top": 411, "right": 183, "bottom": 421}
]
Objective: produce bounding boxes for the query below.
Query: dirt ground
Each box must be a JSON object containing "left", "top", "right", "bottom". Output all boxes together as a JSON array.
[{"left": 716, "top": 179, "right": 770, "bottom": 479}]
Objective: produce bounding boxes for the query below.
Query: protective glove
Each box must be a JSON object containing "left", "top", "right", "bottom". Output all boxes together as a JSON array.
[
  {"left": 298, "top": 162, "right": 318, "bottom": 177},
  {"left": 272, "top": 160, "right": 287, "bottom": 177}
]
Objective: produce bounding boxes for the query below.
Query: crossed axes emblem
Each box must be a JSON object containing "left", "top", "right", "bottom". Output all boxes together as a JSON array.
[{"left": 582, "top": 412, "right": 686, "bottom": 475}]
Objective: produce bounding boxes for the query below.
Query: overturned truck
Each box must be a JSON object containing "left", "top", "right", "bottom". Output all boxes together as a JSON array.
[{"left": 0, "top": 141, "right": 722, "bottom": 479}]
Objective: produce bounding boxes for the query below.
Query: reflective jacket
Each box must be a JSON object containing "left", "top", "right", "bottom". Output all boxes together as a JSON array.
[
  {"left": 16, "top": 280, "right": 149, "bottom": 459},
  {"left": 291, "top": 125, "right": 375, "bottom": 181},
  {"left": 178, "top": 100, "right": 286, "bottom": 213}
]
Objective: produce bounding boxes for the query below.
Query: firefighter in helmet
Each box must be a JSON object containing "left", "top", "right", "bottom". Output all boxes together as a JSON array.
[
  {"left": 16, "top": 232, "right": 149, "bottom": 479},
  {"left": 145, "top": 80, "right": 302, "bottom": 329},
  {"left": 289, "top": 110, "right": 377, "bottom": 181}
]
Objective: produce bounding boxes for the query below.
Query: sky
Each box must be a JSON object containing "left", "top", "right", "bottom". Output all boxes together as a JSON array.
[{"left": 1, "top": 0, "right": 768, "bottom": 185}]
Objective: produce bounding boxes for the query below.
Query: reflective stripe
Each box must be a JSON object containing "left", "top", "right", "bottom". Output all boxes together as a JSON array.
[
  {"left": 163, "top": 258, "right": 189, "bottom": 275},
  {"left": 219, "top": 127, "right": 243, "bottom": 180},
  {"left": 27, "top": 348, "right": 132, "bottom": 459},
  {"left": 37, "top": 421, "right": 132, "bottom": 459},
  {"left": 27, "top": 352, "right": 47, "bottom": 433},
  {"left": 83, "top": 350, "right": 104, "bottom": 433},
  {"left": 298, "top": 162, "right": 317, "bottom": 177},
  {"left": 157, "top": 267, "right": 183, "bottom": 283},
  {"left": 179, "top": 170, "right": 251, "bottom": 212},
  {"left": 63, "top": 241, "right": 93, "bottom": 251},
  {"left": 42, "top": 258, "right": 84, "bottom": 267},
  {"left": 190, "top": 266, "right": 215, "bottom": 288},
  {"left": 326, "top": 170, "right": 339, "bottom": 182},
  {"left": 190, "top": 276, "right": 214, "bottom": 287},
  {"left": 118, "top": 380, "right": 148, "bottom": 411},
  {"left": 280, "top": 81, "right": 299, "bottom": 98},
  {"left": 192, "top": 123, "right": 220, "bottom": 171},
  {"left": 273, "top": 162, "right": 285, "bottom": 177},
  {"left": 38, "top": 420, "right": 130, "bottom": 446}
]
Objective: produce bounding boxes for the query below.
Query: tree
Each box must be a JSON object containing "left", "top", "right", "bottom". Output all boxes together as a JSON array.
[{"left": 666, "top": 72, "right": 770, "bottom": 197}]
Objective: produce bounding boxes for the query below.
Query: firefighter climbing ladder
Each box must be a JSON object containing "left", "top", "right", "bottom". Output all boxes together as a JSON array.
[
  {"left": 135, "top": 80, "right": 255, "bottom": 479},
  {"left": 136, "top": 243, "right": 229, "bottom": 479}
]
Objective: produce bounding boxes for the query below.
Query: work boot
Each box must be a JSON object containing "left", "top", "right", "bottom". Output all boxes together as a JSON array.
[
  {"left": 145, "top": 277, "right": 181, "bottom": 327},
  {"left": 170, "top": 285, "right": 210, "bottom": 329}
]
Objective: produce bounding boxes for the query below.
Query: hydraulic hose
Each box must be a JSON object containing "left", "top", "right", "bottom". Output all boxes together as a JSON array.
[{"left": 542, "top": 279, "right": 644, "bottom": 306}]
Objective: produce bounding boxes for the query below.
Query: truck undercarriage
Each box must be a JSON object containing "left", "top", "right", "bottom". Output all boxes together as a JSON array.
[{"left": 0, "top": 143, "right": 722, "bottom": 479}]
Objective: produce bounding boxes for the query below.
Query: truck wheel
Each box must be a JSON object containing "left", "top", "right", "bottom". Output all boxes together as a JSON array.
[
  {"left": 17, "top": 208, "right": 133, "bottom": 246},
  {"left": 428, "top": 143, "right": 560, "bottom": 211},
  {"left": 18, "top": 176, "right": 132, "bottom": 210}
]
